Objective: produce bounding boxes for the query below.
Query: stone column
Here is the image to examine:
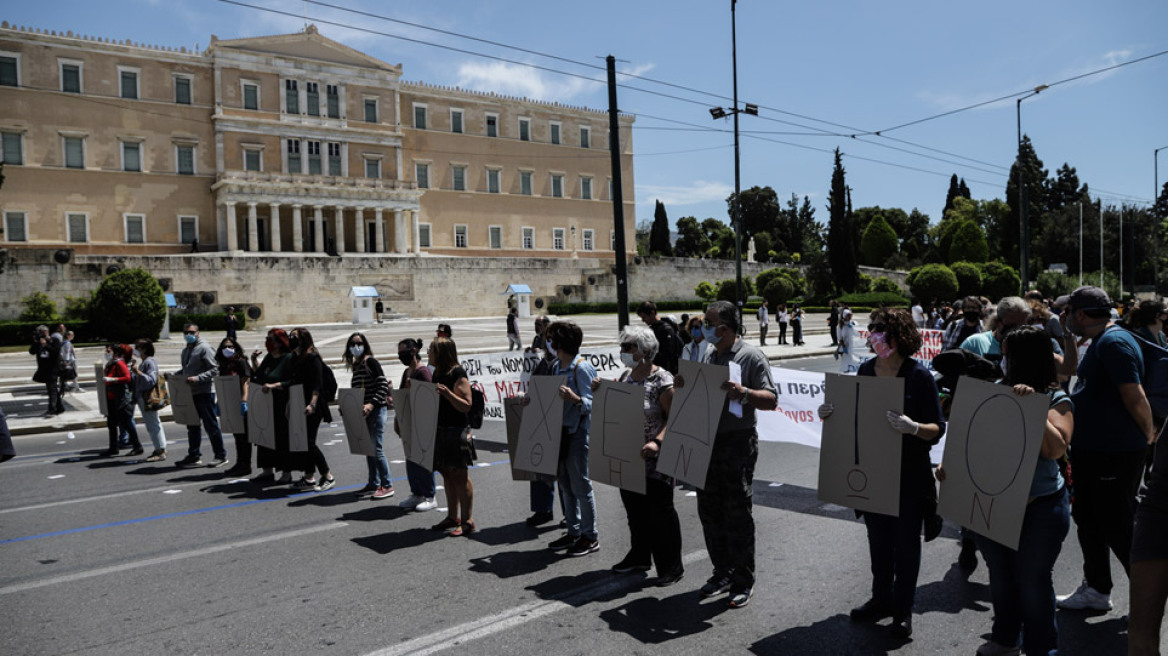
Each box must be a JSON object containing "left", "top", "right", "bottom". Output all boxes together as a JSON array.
[
  {"left": 393, "top": 210, "right": 406, "bottom": 254},
  {"left": 269, "top": 203, "right": 282, "bottom": 252},
  {"left": 313, "top": 206, "right": 324, "bottom": 253},
  {"left": 246, "top": 202, "right": 258, "bottom": 252},
  {"left": 374, "top": 209, "right": 385, "bottom": 254},
  {"left": 411, "top": 210, "right": 421, "bottom": 255},
  {"left": 291, "top": 204, "right": 303, "bottom": 253},
  {"left": 225, "top": 202, "right": 238, "bottom": 252},
  {"left": 355, "top": 208, "right": 366, "bottom": 253},
  {"left": 334, "top": 206, "right": 345, "bottom": 255}
]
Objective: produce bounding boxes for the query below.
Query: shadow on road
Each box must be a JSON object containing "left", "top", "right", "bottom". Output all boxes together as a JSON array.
[
  {"left": 463, "top": 521, "right": 542, "bottom": 547},
  {"left": 351, "top": 527, "right": 446, "bottom": 554},
  {"left": 468, "top": 548, "right": 559, "bottom": 579},
  {"left": 749, "top": 613, "right": 908, "bottom": 655},
  {"left": 914, "top": 563, "right": 992, "bottom": 615},
  {"left": 599, "top": 588, "right": 727, "bottom": 644},
  {"left": 1054, "top": 612, "right": 1127, "bottom": 655}
]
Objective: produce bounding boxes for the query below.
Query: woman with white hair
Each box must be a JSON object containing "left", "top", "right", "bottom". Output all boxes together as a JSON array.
[{"left": 594, "top": 324, "right": 684, "bottom": 585}]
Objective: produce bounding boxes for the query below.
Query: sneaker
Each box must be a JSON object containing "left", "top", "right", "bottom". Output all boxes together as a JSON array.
[
  {"left": 355, "top": 484, "right": 378, "bottom": 498},
  {"left": 208, "top": 457, "right": 228, "bottom": 468},
  {"left": 145, "top": 450, "right": 167, "bottom": 463},
  {"left": 548, "top": 533, "right": 577, "bottom": 551},
  {"left": 413, "top": 497, "right": 438, "bottom": 512},
  {"left": 566, "top": 537, "right": 600, "bottom": 557},
  {"left": 700, "top": 573, "right": 733, "bottom": 598},
  {"left": 891, "top": 614, "right": 912, "bottom": 639},
  {"left": 655, "top": 567, "right": 685, "bottom": 587},
  {"left": 276, "top": 472, "right": 293, "bottom": 485},
  {"left": 525, "top": 511, "right": 554, "bottom": 527},
  {"left": 611, "top": 554, "right": 652, "bottom": 573},
  {"left": 126, "top": 447, "right": 145, "bottom": 457},
  {"left": 728, "top": 586, "right": 753, "bottom": 608},
  {"left": 295, "top": 477, "right": 319, "bottom": 491},
  {"left": 398, "top": 495, "right": 424, "bottom": 510},
  {"left": 317, "top": 477, "right": 336, "bottom": 491},
  {"left": 223, "top": 465, "right": 251, "bottom": 477},
  {"left": 1057, "top": 582, "right": 1113, "bottom": 611},
  {"left": 371, "top": 486, "right": 395, "bottom": 500},
  {"left": 975, "top": 640, "right": 1021, "bottom": 656},
  {"left": 175, "top": 456, "right": 203, "bottom": 468}
]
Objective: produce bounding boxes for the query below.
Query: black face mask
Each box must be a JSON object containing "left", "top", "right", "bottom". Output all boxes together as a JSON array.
[
  {"left": 398, "top": 351, "right": 414, "bottom": 366},
  {"left": 289, "top": 336, "right": 301, "bottom": 350}
]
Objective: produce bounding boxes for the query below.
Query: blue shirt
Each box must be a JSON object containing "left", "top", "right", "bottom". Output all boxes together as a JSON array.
[
  {"left": 961, "top": 330, "right": 1063, "bottom": 360},
  {"left": 553, "top": 356, "right": 596, "bottom": 435},
  {"left": 1030, "top": 389, "right": 1071, "bottom": 498},
  {"left": 1072, "top": 325, "right": 1146, "bottom": 452}
]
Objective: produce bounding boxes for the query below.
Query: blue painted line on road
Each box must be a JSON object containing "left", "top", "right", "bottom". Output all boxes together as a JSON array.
[{"left": 0, "top": 458, "right": 512, "bottom": 545}]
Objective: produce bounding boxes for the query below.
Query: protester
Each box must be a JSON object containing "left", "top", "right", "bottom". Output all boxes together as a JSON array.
[
  {"left": 942, "top": 296, "right": 985, "bottom": 350},
  {"left": 436, "top": 323, "right": 453, "bottom": 339},
  {"left": 284, "top": 328, "right": 334, "bottom": 491},
  {"left": 1130, "top": 420, "right": 1168, "bottom": 656},
  {"left": 835, "top": 308, "right": 855, "bottom": 360},
  {"left": 250, "top": 328, "right": 294, "bottom": 483},
  {"left": 131, "top": 338, "right": 166, "bottom": 462},
  {"left": 30, "top": 325, "right": 61, "bottom": 417},
  {"left": 225, "top": 307, "right": 239, "bottom": 341},
  {"left": 101, "top": 344, "right": 142, "bottom": 457},
  {"left": 394, "top": 338, "right": 438, "bottom": 511},
  {"left": 428, "top": 337, "right": 476, "bottom": 536},
  {"left": 911, "top": 301, "right": 926, "bottom": 328},
  {"left": 216, "top": 336, "right": 253, "bottom": 477},
  {"left": 0, "top": 407, "right": 13, "bottom": 463},
  {"left": 1026, "top": 290, "right": 1065, "bottom": 340},
  {"left": 542, "top": 321, "right": 600, "bottom": 556},
  {"left": 1125, "top": 300, "right": 1168, "bottom": 348},
  {"left": 757, "top": 301, "right": 770, "bottom": 346},
  {"left": 636, "top": 301, "right": 682, "bottom": 375},
  {"left": 1057, "top": 286, "right": 1155, "bottom": 613},
  {"left": 777, "top": 303, "right": 789, "bottom": 345},
  {"left": 790, "top": 304, "right": 805, "bottom": 346},
  {"left": 828, "top": 300, "right": 840, "bottom": 346},
  {"left": 345, "top": 331, "right": 393, "bottom": 498},
  {"left": 681, "top": 315, "right": 711, "bottom": 363},
  {"left": 524, "top": 320, "right": 560, "bottom": 526},
  {"left": 57, "top": 326, "right": 76, "bottom": 405},
  {"left": 937, "top": 325, "right": 1072, "bottom": 656},
  {"left": 602, "top": 325, "right": 684, "bottom": 586},
  {"left": 169, "top": 323, "right": 227, "bottom": 468},
  {"left": 678, "top": 300, "right": 777, "bottom": 609},
  {"left": 506, "top": 307, "right": 522, "bottom": 351},
  {"left": 819, "top": 308, "right": 945, "bottom": 637}
]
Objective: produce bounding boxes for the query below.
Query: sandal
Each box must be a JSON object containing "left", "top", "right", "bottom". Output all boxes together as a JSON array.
[
  {"left": 431, "top": 517, "right": 460, "bottom": 532},
  {"left": 458, "top": 520, "right": 477, "bottom": 536}
]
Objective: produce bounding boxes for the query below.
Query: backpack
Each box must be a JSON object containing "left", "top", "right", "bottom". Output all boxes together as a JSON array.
[
  {"left": 468, "top": 386, "right": 486, "bottom": 429},
  {"left": 319, "top": 356, "right": 338, "bottom": 404},
  {"left": 1119, "top": 328, "right": 1168, "bottom": 420},
  {"left": 656, "top": 319, "right": 684, "bottom": 374}
]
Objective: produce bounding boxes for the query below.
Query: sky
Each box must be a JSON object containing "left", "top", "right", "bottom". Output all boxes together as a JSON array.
[{"left": 6, "top": 0, "right": 1166, "bottom": 232}]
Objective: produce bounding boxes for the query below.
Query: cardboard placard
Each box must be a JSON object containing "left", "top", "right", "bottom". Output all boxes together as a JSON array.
[
  {"left": 512, "top": 376, "right": 565, "bottom": 476},
  {"left": 589, "top": 380, "right": 647, "bottom": 493},
  {"left": 95, "top": 363, "right": 108, "bottom": 417},
  {"left": 339, "top": 388, "right": 376, "bottom": 457},
  {"left": 817, "top": 373, "right": 906, "bottom": 517},
  {"left": 169, "top": 376, "right": 200, "bottom": 426},
  {"left": 938, "top": 377, "right": 1048, "bottom": 550},
  {"left": 214, "top": 376, "right": 246, "bottom": 434},
  {"left": 391, "top": 387, "right": 412, "bottom": 460},
  {"left": 504, "top": 397, "right": 539, "bottom": 482},
  {"left": 247, "top": 382, "right": 276, "bottom": 450},
  {"left": 287, "top": 384, "right": 309, "bottom": 452},
  {"left": 407, "top": 381, "right": 439, "bottom": 472},
  {"left": 657, "top": 359, "right": 729, "bottom": 489}
]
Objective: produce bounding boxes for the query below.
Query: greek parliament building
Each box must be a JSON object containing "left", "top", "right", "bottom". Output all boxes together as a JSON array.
[{"left": 0, "top": 22, "right": 636, "bottom": 259}]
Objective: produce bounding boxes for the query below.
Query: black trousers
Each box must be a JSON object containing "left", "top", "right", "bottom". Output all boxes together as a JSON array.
[
  {"left": 302, "top": 414, "right": 329, "bottom": 477},
  {"left": 778, "top": 322, "right": 788, "bottom": 344},
  {"left": 106, "top": 403, "right": 140, "bottom": 452},
  {"left": 620, "top": 476, "right": 683, "bottom": 575},
  {"left": 696, "top": 429, "right": 758, "bottom": 588},
  {"left": 863, "top": 481, "right": 927, "bottom": 615},
  {"left": 1071, "top": 448, "right": 1146, "bottom": 594}
]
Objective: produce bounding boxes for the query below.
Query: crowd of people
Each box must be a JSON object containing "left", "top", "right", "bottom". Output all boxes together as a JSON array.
[{"left": 16, "top": 288, "right": 1168, "bottom": 653}]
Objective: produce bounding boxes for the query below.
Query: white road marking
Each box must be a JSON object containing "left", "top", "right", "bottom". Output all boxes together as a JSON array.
[
  {"left": 163, "top": 490, "right": 182, "bottom": 495},
  {"left": 0, "top": 481, "right": 217, "bottom": 515},
  {"left": 47, "top": 475, "right": 65, "bottom": 479},
  {"left": 769, "top": 482, "right": 783, "bottom": 487},
  {"left": 0, "top": 522, "right": 348, "bottom": 596},
  {"left": 365, "top": 549, "right": 709, "bottom": 656},
  {"left": 390, "top": 459, "right": 405, "bottom": 464}
]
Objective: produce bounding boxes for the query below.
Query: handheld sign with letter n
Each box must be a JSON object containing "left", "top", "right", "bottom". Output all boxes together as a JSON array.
[
  {"left": 938, "top": 376, "right": 1046, "bottom": 550},
  {"left": 817, "top": 373, "right": 905, "bottom": 517},
  {"left": 657, "top": 359, "right": 729, "bottom": 489},
  {"left": 589, "top": 380, "right": 647, "bottom": 493}
]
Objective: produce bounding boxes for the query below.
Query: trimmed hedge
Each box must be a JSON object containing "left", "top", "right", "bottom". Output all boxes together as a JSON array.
[
  {"left": 0, "top": 320, "right": 94, "bottom": 346},
  {"left": 834, "top": 292, "right": 910, "bottom": 307},
  {"left": 169, "top": 313, "right": 248, "bottom": 332}
]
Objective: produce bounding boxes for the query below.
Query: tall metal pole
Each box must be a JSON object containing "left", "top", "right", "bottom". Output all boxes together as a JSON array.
[
  {"left": 1079, "top": 201, "right": 1083, "bottom": 287},
  {"left": 606, "top": 55, "right": 630, "bottom": 330},
  {"left": 1017, "top": 98, "right": 1028, "bottom": 293},
  {"left": 1100, "top": 203, "right": 1104, "bottom": 288},
  {"left": 731, "top": 0, "right": 743, "bottom": 322},
  {"left": 1157, "top": 146, "right": 1167, "bottom": 296},
  {"left": 1120, "top": 207, "right": 1124, "bottom": 298}
]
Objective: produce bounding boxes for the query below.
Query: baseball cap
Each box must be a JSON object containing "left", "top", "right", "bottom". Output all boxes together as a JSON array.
[{"left": 1055, "top": 285, "right": 1111, "bottom": 311}]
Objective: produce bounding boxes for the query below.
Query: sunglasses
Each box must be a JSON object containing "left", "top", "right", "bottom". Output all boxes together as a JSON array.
[
  {"left": 867, "top": 323, "right": 886, "bottom": 333},
  {"left": 619, "top": 343, "right": 637, "bottom": 352},
  {"left": 183, "top": 330, "right": 197, "bottom": 335}
]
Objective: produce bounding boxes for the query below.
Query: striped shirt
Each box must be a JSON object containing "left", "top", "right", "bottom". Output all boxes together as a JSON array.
[{"left": 350, "top": 357, "right": 390, "bottom": 407}]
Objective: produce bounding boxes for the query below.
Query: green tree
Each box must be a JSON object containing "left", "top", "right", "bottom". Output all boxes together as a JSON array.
[
  {"left": 716, "top": 277, "right": 754, "bottom": 302},
  {"left": 948, "top": 220, "right": 989, "bottom": 263},
  {"left": 908, "top": 264, "right": 959, "bottom": 301},
  {"left": 827, "top": 148, "right": 858, "bottom": 291},
  {"left": 751, "top": 231, "right": 774, "bottom": 262},
  {"left": 756, "top": 267, "right": 806, "bottom": 298},
  {"left": 635, "top": 219, "right": 651, "bottom": 255},
  {"left": 90, "top": 268, "right": 167, "bottom": 342},
  {"left": 695, "top": 281, "right": 717, "bottom": 301},
  {"left": 978, "top": 262, "right": 1021, "bottom": 300},
  {"left": 859, "top": 215, "right": 899, "bottom": 266},
  {"left": 1004, "top": 135, "right": 1051, "bottom": 270},
  {"left": 20, "top": 292, "right": 59, "bottom": 322},
  {"left": 950, "top": 261, "right": 982, "bottom": 298},
  {"left": 649, "top": 200, "right": 673, "bottom": 256},
  {"left": 762, "top": 277, "right": 795, "bottom": 308},
  {"left": 673, "top": 216, "right": 709, "bottom": 257},
  {"left": 729, "top": 186, "right": 781, "bottom": 242},
  {"left": 871, "top": 276, "right": 903, "bottom": 295},
  {"left": 1034, "top": 270, "right": 1075, "bottom": 299}
]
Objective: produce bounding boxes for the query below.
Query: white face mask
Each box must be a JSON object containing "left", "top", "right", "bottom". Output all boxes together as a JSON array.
[
  {"left": 547, "top": 343, "right": 559, "bottom": 360},
  {"left": 104, "top": 353, "right": 113, "bottom": 362},
  {"left": 349, "top": 345, "right": 365, "bottom": 358},
  {"left": 133, "top": 349, "right": 142, "bottom": 359},
  {"left": 222, "top": 348, "right": 235, "bottom": 358},
  {"left": 620, "top": 352, "right": 638, "bottom": 368}
]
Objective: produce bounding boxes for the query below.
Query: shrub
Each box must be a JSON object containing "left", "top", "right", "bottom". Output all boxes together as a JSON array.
[
  {"left": 762, "top": 277, "right": 795, "bottom": 309},
  {"left": 859, "top": 215, "right": 899, "bottom": 266},
  {"left": 0, "top": 320, "right": 94, "bottom": 346},
  {"left": 950, "top": 261, "right": 982, "bottom": 298},
  {"left": 978, "top": 262, "right": 1021, "bottom": 301},
  {"left": 19, "top": 292, "right": 59, "bottom": 322},
  {"left": 856, "top": 272, "right": 873, "bottom": 293},
  {"left": 871, "top": 276, "right": 902, "bottom": 295},
  {"left": 908, "top": 264, "right": 959, "bottom": 301},
  {"left": 835, "top": 292, "right": 910, "bottom": 307},
  {"left": 62, "top": 292, "right": 95, "bottom": 322},
  {"left": 1034, "top": 270, "right": 1075, "bottom": 299},
  {"left": 947, "top": 219, "right": 990, "bottom": 263},
  {"left": 715, "top": 277, "right": 755, "bottom": 303},
  {"left": 755, "top": 267, "right": 805, "bottom": 298},
  {"left": 90, "top": 268, "right": 166, "bottom": 342},
  {"left": 695, "top": 281, "right": 717, "bottom": 302}
]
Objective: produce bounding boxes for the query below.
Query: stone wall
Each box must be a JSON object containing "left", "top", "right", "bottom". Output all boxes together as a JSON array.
[{"left": 0, "top": 249, "right": 904, "bottom": 324}]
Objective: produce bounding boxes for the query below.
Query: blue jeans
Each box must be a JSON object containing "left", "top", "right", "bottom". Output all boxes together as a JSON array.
[
  {"left": 364, "top": 406, "right": 391, "bottom": 487},
  {"left": 976, "top": 487, "right": 1070, "bottom": 656},
  {"left": 407, "top": 460, "right": 436, "bottom": 498},
  {"left": 187, "top": 392, "right": 226, "bottom": 460},
  {"left": 137, "top": 399, "right": 165, "bottom": 451},
  {"left": 557, "top": 426, "right": 597, "bottom": 540}
]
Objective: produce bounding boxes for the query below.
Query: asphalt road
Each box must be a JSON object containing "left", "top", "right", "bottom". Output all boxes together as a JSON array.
[{"left": 0, "top": 355, "right": 1149, "bottom": 655}]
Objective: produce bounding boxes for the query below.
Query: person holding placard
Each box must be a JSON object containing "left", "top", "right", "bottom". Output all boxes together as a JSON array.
[
  {"left": 681, "top": 316, "right": 711, "bottom": 364},
  {"left": 170, "top": 323, "right": 227, "bottom": 469},
  {"left": 101, "top": 344, "right": 142, "bottom": 457},
  {"left": 820, "top": 308, "right": 944, "bottom": 637},
  {"left": 343, "top": 332, "right": 391, "bottom": 498},
  {"left": 679, "top": 300, "right": 777, "bottom": 609},
  {"left": 394, "top": 338, "right": 438, "bottom": 510},
  {"left": 216, "top": 337, "right": 253, "bottom": 478},
  {"left": 131, "top": 338, "right": 166, "bottom": 462},
  {"left": 280, "top": 328, "right": 334, "bottom": 491},
  {"left": 428, "top": 337, "right": 477, "bottom": 536},
  {"left": 542, "top": 321, "right": 600, "bottom": 557},
  {"left": 602, "top": 325, "right": 683, "bottom": 586},
  {"left": 524, "top": 318, "right": 561, "bottom": 527},
  {"left": 936, "top": 325, "right": 1072, "bottom": 656},
  {"left": 250, "top": 328, "right": 294, "bottom": 484}
]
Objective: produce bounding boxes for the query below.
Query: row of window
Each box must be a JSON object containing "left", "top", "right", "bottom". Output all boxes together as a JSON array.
[
  {"left": 422, "top": 224, "right": 609, "bottom": 252},
  {"left": 0, "top": 131, "right": 197, "bottom": 174},
  {"left": 415, "top": 161, "right": 608, "bottom": 199},
  {"left": 2, "top": 210, "right": 199, "bottom": 245},
  {"left": 412, "top": 104, "right": 597, "bottom": 147},
  {"left": 0, "top": 52, "right": 196, "bottom": 104}
]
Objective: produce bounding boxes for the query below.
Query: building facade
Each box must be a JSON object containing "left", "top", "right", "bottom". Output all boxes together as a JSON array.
[{"left": 0, "top": 22, "right": 635, "bottom": 259}]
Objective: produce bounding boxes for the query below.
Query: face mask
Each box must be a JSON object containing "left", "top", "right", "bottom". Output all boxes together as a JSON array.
[
  {"left": 289, "top": 336, "right": 301, "bottom": 350},
  {"left": 691, "top": 328, "right": 703, "bottom": 341},
  {"left": 869, "top": 332, "right": 894, "bottom": 358},
  {"left": 702, "top": 325, "right": 720, "bottom": 344},
  {"left": 398, "top": 351, "right": 414, "bottom": 366},
  {"left": 426, "top": 364, "right": 435, "bottom": 376},
  {"left": 133, "top": 349, "right": 141, "bottom": 359},
  {"left": 222, "top": 348, "right": 235, "bottom": 358},
  {"left": 547, "top": 343, "right": 559, "bottom": 360},
  {"left": 184, "top": 334, "right": 197, "bottom": 344},
  {"left": 104, "top": 352, "right": 113, "bottom": 361},
  {"left": 620, "top": 352, "right": 638, "bottom": 368},
  {"left": 349, "top": 345, "right": 365, "bottom": 358}
]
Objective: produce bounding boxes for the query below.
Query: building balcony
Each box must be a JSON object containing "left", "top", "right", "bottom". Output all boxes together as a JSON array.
[{"left": 216, "top": 169, "right": 416, "bottom": 192}]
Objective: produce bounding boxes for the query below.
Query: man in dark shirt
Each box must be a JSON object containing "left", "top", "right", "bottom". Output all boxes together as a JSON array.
[
  {"left": 637, "top": 301, "right": 681, "bottom": 375},
  {"left": 828, "top": 300, "right": 840, "bottom": 346}
]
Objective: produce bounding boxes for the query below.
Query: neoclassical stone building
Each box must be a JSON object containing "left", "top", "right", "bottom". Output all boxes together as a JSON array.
[{"left": 0, "top": 22, "right": 635, "bottom": 259}]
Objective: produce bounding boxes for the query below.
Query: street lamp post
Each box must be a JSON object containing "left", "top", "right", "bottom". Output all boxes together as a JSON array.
[
  {"left": 1156, "top": 145, "right": 1168, "bottom": 295},
  {"left": 1016, "top": 85, "right": 1048, "bottom": 293}
]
